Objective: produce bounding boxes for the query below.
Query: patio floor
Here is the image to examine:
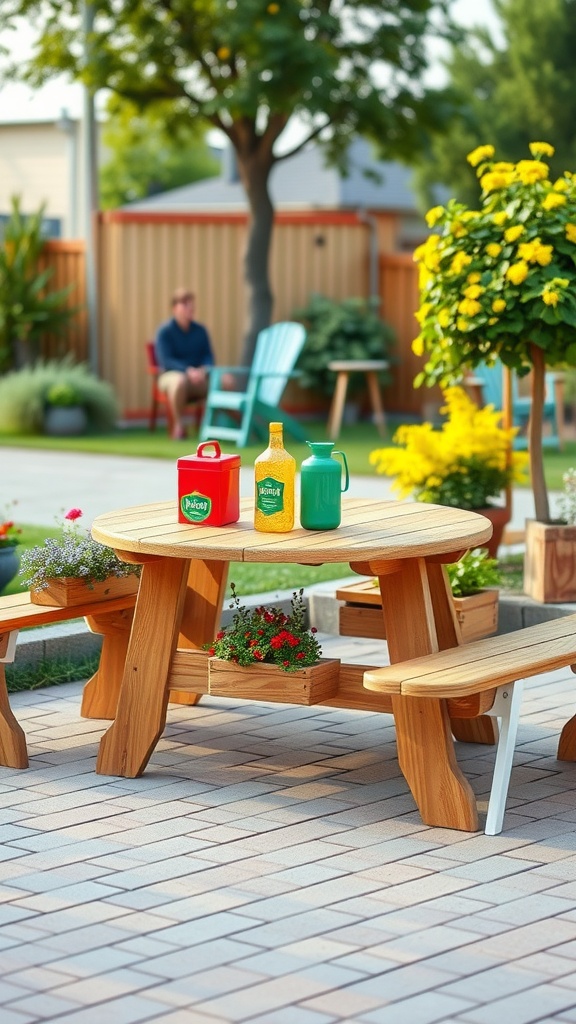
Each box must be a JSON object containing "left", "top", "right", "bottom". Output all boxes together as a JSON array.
[{"left": 3, "top": 632, "right": 576, "bottom": 1023}]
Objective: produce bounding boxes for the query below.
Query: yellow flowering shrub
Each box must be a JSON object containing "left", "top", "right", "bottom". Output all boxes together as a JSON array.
[
  {"left": 413, "top": 143, "right": 576, "bottom": 387},
  {"left": 370, "top": 387, "right": 528, "bottom": 510}
]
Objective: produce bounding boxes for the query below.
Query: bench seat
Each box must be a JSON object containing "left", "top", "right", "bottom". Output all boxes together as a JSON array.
[
  {"left": 364, "top": 614, "right": 576, "bottom": 834},
  {"left": 0, "top": 589, "right": 138, "bottom": 769}
]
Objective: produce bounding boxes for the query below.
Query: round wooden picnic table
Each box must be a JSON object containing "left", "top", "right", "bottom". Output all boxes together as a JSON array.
[{"left": 92, "top": 497, "right": 493, "bottom": 832}]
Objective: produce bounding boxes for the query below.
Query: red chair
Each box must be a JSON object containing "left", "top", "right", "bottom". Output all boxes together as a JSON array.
[{"left": 145, "top": 341, "right": 204, "bottom": 434}]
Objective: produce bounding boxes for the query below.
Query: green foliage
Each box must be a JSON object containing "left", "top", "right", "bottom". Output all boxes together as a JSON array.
[
  {"left": 0, "top": 358, "right": 118, "bottom": 434},
  {"left": 0, "top": 196, "right": 78, "bottom": 371},
  {"left": 295, "top": 295, "right": 395, "bottom": 397},
  {"left": 100, "top": 99, "right": 220, "bottom": 209},
  {"left": 46, "top": 382, "right": 80, "bottom": 407},
  {"left": 446, "top": 548, "right": 501, "bottom": 597},
  {"left": 413, "top": 0, "right": 576, "bottom": 210},
  {"left": 5, "top": 653, "right": 101, "bottom": 693}
]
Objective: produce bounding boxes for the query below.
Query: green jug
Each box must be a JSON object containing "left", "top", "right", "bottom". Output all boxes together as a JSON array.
[{"left": 300, "top": 442, "right": 350, "bottom": 530}]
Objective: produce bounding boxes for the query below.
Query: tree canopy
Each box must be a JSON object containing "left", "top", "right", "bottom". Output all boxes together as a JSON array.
[
  {"left": 0, "top": 0, "right": 458, "bottom": 361},
  {"left": 414, "top": 0, "right": 576, "bottom": 209},
  {"left": 99, "top": 100, "right": 220, "bottom": 210}
]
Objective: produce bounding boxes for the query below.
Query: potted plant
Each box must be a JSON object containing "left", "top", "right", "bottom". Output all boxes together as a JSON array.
[
  {"left": 44, "top": 382, "right": 88, "bottom": 437},
  {"left": 0, "top": 506, "right": 21, "bottom": 594},
  {"left": 369, "top": 385, "right": 528, "bottom": 556},
  {"left": 445, "top": 548, "right": 501, "bottom": 643},
  {"left": 202, "top": 584, "right": 340, "bottom": 704},
  {"left": 337, "top": 547, "right": 500, "bottom": 645},
  {"left": 525, "top": 467, "right": 576, "bottom": 603},
  {"left": 19, "top": 508, "right": 141, "bottom": 607},
  {"left": 294, "top": 294, "right": 394, "bottom": 411},
  {"left": 412, "top": 141, "right": 576, "bottom": 599}
]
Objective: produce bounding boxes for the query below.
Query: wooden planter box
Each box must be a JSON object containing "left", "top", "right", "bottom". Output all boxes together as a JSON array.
[
  {"left": 524, "top": 519, "right": 576, "bottom": 603},
  {"left": 336, "top": 580, "right": 498, "bottom": 645},
  {"left": 31, "top": 574, "right": 140, "bottom": 607},
  {"left": 177, "top": 650, "right": 341, "bottom": 706}
]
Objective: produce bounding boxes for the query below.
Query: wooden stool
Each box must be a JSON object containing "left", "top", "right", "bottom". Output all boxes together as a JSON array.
[{"left": 327, "top": 360, "right": 389, "bottom": 439}]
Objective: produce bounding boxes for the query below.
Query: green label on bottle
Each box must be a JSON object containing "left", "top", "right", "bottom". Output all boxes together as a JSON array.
[
  {"left": 256, "top": 476, "right": 284, "bottom": 515},
  {"left": 180, "top": 491, "right": 212, "bottom": 522}
]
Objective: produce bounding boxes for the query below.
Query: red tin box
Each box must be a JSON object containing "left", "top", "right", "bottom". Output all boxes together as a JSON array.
[{"left": 178, "top": 441, "right": 241, "bottom": 526}]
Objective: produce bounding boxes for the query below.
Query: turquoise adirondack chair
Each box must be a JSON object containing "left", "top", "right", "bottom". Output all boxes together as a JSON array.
[
  {"left": 467, "top": 360, "right": 564, "bottom": 450},
  {"left": 199, "top": 321, "right": 307, "bottom": 447}
]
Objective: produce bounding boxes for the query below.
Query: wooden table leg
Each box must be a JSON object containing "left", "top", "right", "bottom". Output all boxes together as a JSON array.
[
  {"left": 376, "top": 557, "right": 479, "bottom": 831},
  {"left": 170, "top": 559, "right": 229, "bottom": 706},
  {"left": 365, "top": 370, "right": 386, "bottom": 437},
  {"left": 426, "top": 561, "right": 498, "bottom": 746},
  {"left": 96, "top": 556, "right": 191, "bottom": 777},
  {"left": 327, "top": 371, "right": 349, "bottom": 440}
]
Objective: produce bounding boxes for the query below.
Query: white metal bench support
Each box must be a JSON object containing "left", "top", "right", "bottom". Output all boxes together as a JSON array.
[{"left": 483, "top": 679, "right": 524, "bottom": 835}]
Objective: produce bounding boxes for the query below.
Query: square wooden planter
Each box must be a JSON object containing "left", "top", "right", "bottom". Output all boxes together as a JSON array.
[
  {"left": 208, "top": 656, "right": 341, "bottom": 705},
  {"left": 30, "top": 574, "right": 140, "bottom": 607},
  {"left": 176, "top": 650, "right": 340, "bottom": 706},
  {"left": 336, "top": 580, "right": 498, "bottom": 644},
  {"left": 524, "top": 519, "right": 576, "bottom": 603}
]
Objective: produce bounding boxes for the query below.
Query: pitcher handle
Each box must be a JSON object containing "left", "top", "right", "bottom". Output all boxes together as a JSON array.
[{"left": 333, "top": 451, "right": 350, "bottom": 493}]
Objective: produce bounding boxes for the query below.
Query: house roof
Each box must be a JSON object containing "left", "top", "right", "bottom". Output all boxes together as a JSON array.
[{"left": 123, "top": 137, "right": 426, "bottom": 214}]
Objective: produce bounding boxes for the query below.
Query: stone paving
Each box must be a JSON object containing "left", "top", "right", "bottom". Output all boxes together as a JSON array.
[{"left": 2, "top": 632, "right": 576, "bottom": 1023}]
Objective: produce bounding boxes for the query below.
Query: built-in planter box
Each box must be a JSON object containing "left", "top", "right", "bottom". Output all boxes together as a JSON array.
[
  {"left": 524, "top": 519, "right": 576, "bottom": 603},
  {"left": 336, "top": 580, "right": 498, "bottom": 644},
  {"left": 30, "top": 574, "right": 140, "bottom": 608},
  {"left": 174, "top": 650, "right": 341, "bottom": 706}
]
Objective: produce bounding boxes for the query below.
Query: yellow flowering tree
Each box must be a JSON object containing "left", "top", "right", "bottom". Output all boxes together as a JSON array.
[
  {"left": 413, "top": 142, "right": 576, "bottom": 522},
  {"left": 370, "top": 386, "right": 528, "bottom": 510}
]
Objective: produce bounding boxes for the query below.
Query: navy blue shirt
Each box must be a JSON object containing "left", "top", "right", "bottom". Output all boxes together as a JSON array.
[{"left": 155, "top": 318, "right": 215, "bottom": 373}]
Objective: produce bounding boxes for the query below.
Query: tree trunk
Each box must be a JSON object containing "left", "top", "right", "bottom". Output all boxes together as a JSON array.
[
  {"left": 236, "top": 152, "right": 275, "bottom": 366},
  {"left": 529, "top": 343, "right": 550, "bottom": 523}
]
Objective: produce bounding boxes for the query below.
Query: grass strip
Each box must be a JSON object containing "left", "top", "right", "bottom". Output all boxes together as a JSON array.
[{"left": 5, "top": 653, "right": 100, "bottom": 694}]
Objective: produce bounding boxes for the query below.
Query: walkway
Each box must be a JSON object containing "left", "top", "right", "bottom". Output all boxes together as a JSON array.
[{"left": 3, "top": 446, "right": 576, "bottom": 1022}]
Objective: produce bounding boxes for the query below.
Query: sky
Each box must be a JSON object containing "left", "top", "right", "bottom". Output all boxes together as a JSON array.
[{"left": 0, "top": 0, "right": 504, "bottom": 126}]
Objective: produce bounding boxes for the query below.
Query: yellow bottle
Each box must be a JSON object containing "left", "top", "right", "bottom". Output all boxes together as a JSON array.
[{"left": 254, "top": 422, "right": 295, "bottom": 532}]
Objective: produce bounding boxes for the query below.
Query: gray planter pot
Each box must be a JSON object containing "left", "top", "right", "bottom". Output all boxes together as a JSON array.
[{"left": 44, "top": 405, "right": 88, "bottom": 437}]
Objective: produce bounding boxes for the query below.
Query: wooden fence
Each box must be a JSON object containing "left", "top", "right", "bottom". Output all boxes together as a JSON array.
[
  {"left": 38, "top": 218, "right": 433, "bottom": 420},
  {"left": 38, "top": 240, "right": 87, "bottom": 363}
]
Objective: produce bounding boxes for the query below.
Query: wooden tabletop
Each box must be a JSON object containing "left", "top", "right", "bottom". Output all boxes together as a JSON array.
[
  {"left": 328, "top": 360, "right": 389, "bottom": 372},
  {"left": 92, "top": 498, "right": 493, "bottom": 565}
]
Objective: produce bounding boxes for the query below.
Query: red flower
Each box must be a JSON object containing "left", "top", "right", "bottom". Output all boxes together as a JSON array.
[
  {"left": 207, "top": 647, "right": 215, "bottom": 656},
  {"left": 311, "top": 627, "right": 318, "bottom": 634},
  {"left": 296, "top": 652, "right": 305, "bottom": 659},
  {"left": 254, "top": 650, "right": 263, "bottom": 660},
  {"left": 283, "top": 660, "right": 290, "bottom": 667},
  {"left": 216, "top": 631, "right": 225, "bottom": 640},
  {"left": 65, "top": 508, "right": 83, "bottom": 521}
]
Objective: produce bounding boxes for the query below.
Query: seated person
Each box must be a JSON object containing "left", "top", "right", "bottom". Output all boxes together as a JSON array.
[{"left": 155, "top": 288, "right": 232, "bottom": 439}]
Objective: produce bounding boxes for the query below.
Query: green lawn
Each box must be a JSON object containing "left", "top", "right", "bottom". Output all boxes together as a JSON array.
[{"left": 1, "top": 421, "right": 574, "bottom": 488}]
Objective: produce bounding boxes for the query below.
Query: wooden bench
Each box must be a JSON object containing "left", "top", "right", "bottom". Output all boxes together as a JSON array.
[
  {"left": 0, "top": 590, "right": 141, "bottom": 769},
  {"left": 364, "top": 614, "right": 576, "bottom": 835}
]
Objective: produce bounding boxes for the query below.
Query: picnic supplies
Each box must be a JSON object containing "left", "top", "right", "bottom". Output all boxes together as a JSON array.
[
  {"left": 300, "top": 442, "right": 349, "bottom": 530},
  {"left": 254, "top": 422, "right": 295, "bottom": 532},
  {"left": 178, "top": 441, "right": 241, "bottom": 526}
]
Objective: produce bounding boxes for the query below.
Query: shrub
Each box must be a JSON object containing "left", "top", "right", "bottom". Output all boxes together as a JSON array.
[
  {"left": 0, "top": 358, "right": 118, "bottom": 434},
  {"left": 294, "top": 294, "right": 395, "bottom": 397}
]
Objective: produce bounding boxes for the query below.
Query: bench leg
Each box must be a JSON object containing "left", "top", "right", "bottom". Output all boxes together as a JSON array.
[
  {"left": 0, "top": 664, "right": 28, "bottom": 769},
  {"left": 557, "top": 712, "right": 576, "bottom": 761},
  {"left": 81, "top": 608, "right": 134, "bottom": 720},
  {"left": 484, "top": 680, "right": 524, "bottom": 836}
]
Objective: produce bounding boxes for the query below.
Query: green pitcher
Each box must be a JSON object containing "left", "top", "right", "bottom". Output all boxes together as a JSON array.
[{"left": 300, "top": 442, "right": 350, "bottom": 530}]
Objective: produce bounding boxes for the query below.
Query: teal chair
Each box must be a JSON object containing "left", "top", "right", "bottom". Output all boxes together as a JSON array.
[
  {"left": 467, "top": 360, "right": 564, "bottom": 450},
  {"left": 199, "top": 321, "right": 307, "bottom": 447}
]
